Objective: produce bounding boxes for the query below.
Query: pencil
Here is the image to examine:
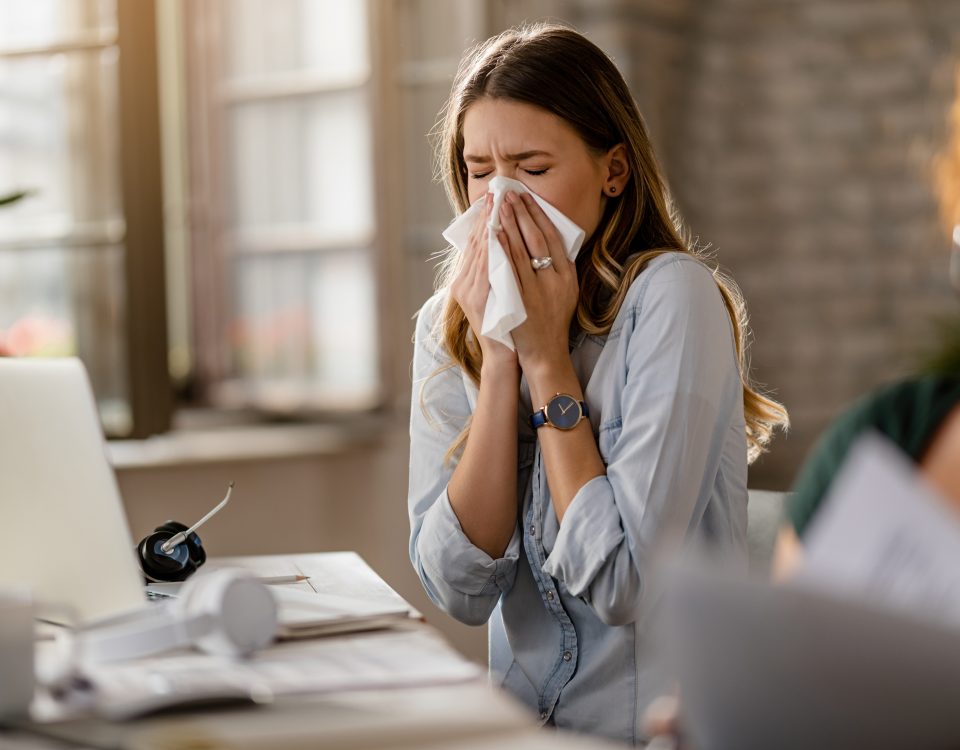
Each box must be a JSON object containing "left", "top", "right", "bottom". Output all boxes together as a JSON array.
[{"left": 258, "top": 575, "right": 311, "bottom": 585}]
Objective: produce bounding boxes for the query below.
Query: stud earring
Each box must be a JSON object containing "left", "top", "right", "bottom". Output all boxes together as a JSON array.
[{"left": 609, "top": 186, "right": 617, "bottom": 195}]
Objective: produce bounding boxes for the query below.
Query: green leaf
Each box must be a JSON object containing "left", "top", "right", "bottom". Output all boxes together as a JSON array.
[{"left": 0, "top": 190, "right": 31, "bottom": 207}]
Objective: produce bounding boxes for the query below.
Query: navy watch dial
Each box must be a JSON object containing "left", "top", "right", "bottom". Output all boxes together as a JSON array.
[{"left": 545, "top": 394, "right": 583, "bottom": 430}]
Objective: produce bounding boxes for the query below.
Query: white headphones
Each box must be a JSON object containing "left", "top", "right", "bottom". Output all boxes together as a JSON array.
[{"left": 78, "top": 568, "right": 277, "bottom": 664}]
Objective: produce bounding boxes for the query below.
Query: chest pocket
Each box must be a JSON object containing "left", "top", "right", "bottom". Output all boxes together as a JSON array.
[{"left": 598, "top": 419, "right": 622, "bottom": 466}]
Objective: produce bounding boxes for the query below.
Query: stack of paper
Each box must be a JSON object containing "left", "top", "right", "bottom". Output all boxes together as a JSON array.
[{"left": 207, "top": 552, "right": 417, "bottom": 638}]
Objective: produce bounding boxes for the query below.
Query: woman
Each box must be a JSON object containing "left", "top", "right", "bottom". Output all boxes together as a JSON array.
[{"left": 407, "top": 24, "right": 788, "bottom": 744}]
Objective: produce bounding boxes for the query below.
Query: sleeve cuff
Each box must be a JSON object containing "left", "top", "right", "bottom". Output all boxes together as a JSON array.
[
  {"left": 542, "top": 475, "right": 624, "bottom": 595},
  {"left": 418, "top": 488, "right": 520, "bottom": 596}
]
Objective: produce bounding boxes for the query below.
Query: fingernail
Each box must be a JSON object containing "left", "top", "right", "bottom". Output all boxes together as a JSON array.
[
  {"left": 522, "top": 193, "right": 533, "bottom": 204},
  {"left": 505, "top": 191, "right": 517, "bottom": 204},
  {"left": 500, "top": 201, "right": 513, "bottom": 217}
]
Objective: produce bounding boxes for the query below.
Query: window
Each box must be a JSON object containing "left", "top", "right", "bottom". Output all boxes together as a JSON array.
[
  {"left": 0, "top": 0, "right": 134, "bottom": 434},
  {"left": 182, "top": 0, "right": 380, "bottom": 415},
  {"left": 0, "top": 0, "right": 382, "bottom": 439}
]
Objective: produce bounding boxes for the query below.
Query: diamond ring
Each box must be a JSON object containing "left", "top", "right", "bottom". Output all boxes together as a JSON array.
[{"left": 531, "top": 256, "right": 553, "bottom": 271}]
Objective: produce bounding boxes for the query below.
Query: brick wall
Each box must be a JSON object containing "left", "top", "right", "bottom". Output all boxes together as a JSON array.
[{"left": 567, "top": 0, "right": 960, "bottom": 488}]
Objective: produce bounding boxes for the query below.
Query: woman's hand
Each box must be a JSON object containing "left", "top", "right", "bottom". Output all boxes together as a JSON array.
[
  {"left": 450, "top": 193, "right": 519, "bottom": 370},
  {"left": 495, "top": 191, "right": 579, "bottom": 377}
]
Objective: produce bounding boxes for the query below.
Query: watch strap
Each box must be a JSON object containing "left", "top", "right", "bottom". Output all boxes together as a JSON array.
[{"left": 530, "top": 409, "right": 548, "bottom": 430}]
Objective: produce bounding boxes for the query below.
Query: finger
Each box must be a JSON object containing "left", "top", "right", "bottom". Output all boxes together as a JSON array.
[
  {"left": 472, "top": 221, "right": 489, "bottom": 288},
  {"left": 499, "top": 193, "right": 528, "bottom": 265},
  {"left": 519, "top": 192, "right": 568, "bottom": 272},
  {"left": 499, "top": 196, "right": 536, "bottom": 288},
  {"left": 479, "top": 232, "right": 489, "bottom": 280},
  {"left": 470, "top": 193, "right": 493, "bottom": 251},
  {"left": 460, "top": 193, "right": 492, "bottom": 276},
  {"left": 508, "top": 192, "right": 554, "bottom": 271},
  {"left": 497, "top": 228, "right": 524, "bottom": 292}
]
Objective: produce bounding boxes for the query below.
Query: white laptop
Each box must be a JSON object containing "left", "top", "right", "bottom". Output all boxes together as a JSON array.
[{"left": 0, "top": 357, "right": 146, "bottom": 623}]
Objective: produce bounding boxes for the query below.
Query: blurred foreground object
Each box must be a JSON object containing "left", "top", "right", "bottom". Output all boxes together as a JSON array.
[{"left": 659, "top": 432, "right": 960, "bottom": 750}]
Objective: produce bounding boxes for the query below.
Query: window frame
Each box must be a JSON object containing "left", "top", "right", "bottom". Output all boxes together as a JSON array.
[
  {"left": 116, "top": 0, "right": 172, "bottom": 438},
  {"left": 180, "top": 0, "right": 391, "bottom": 419}
]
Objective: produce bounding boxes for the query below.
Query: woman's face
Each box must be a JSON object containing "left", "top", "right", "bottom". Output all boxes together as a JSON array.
[{"left": 461, "top": 98, "right": 622, "bottom": 241}]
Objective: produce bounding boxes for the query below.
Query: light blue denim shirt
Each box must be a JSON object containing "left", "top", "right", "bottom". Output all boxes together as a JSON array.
[{"left": 408, "top": 252, "right": 748, "bottom": 745}]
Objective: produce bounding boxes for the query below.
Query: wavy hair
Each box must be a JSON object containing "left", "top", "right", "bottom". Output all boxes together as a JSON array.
[{"left": 424, "top": 22, "right": 788, "bottom": 464}]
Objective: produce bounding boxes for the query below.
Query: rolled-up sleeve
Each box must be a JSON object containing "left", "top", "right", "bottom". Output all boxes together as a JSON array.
[
  {"left": 542, "top": 257, "right": 743, "bottom": 626},
  {"left": 408, "top": 294, "right": 520, "bottom": 626}
]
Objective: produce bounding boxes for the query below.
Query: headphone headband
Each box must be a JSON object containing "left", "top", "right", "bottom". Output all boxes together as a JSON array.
[{"left": 78, "top": 569, "right": 276, "bottom": 664}]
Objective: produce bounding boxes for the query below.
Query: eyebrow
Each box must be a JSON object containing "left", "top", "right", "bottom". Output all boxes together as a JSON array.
[{"left": 463, "top": 150, "right": 553, "bottom": 163}]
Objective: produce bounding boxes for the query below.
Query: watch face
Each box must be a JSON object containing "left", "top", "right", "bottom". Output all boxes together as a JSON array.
[{"left": 546, "top": 394, "right": 582, "bottom": 430}]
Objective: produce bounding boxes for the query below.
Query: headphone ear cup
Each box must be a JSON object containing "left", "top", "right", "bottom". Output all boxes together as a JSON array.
[
  {"left": 136, "top": 521, "right": 208, "bottom": 583},
  {"left": 137, "top": 530, "right": 196, "bottom": 583},
  {"left": 184, "top": 531, "right": 206, "bottom": 569},
  {"left": 178, "top": 569, "right": 277, "bottom": 657},
  {"left": 154, "top": 521, "right": 207, "bottom": 569}
]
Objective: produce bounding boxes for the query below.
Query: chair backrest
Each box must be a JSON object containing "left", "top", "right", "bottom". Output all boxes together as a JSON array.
[{"left": 746, "top": 490, "right": 788, "bottom": 574}]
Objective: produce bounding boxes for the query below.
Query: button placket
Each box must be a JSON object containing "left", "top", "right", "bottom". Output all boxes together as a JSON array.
[{"left": 527, "top": 441, "right": 579, "bottom": 722}]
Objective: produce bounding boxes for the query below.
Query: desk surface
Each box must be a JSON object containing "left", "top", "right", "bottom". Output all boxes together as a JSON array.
[{"left": 6, "top": 553, "right": 622, "bottom": 750}]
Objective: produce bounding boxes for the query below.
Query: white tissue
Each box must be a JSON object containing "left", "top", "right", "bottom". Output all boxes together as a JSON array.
[{"left": 442, "top": 176, "right": 586, "bottom": 350}]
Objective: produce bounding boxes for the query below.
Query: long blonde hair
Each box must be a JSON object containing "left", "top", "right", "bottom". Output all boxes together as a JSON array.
[{"left": 426, "top": 23, "right": 788, "bottom": 464}]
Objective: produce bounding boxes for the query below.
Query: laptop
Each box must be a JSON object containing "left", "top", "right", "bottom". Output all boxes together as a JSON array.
[{"left": 0, "top": 357, "right": 146, "bottom": 623}]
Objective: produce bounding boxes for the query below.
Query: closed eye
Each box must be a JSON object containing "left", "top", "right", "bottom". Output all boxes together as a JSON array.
[
  {"left": 524, "top": 168, "right": 548, "bottom": 176},
  {"left": 469, "top": 171, "right": 492, "bottom": 180}
]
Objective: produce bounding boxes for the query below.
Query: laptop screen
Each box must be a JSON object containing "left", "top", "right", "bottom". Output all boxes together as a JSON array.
[{"left": 0, "top": 358, "right": 146, "bottom": 622}]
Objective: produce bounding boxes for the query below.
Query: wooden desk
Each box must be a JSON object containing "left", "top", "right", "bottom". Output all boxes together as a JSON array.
[{"left": 3, "top": 554, "right": 621, "bottom": 750}]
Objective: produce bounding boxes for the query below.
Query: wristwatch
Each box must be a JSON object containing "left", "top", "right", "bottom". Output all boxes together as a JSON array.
[{"left": 530, "top": 393, "right": 589, "bottom": 431}]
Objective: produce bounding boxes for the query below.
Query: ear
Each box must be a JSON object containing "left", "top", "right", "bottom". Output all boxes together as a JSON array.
[{"left": 603, "top": 143, "right": 630, "bottom": 197}]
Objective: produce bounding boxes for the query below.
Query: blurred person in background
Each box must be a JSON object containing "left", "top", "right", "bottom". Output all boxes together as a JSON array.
[
  {"left": 771, "top": 65, "right": 960, "bottom": 577},
  {"left": 645, "top": 65, "right": 960, "bottom": 750},
  {"left": 407, "top": 23, "right": 788, "bottom": 745}
]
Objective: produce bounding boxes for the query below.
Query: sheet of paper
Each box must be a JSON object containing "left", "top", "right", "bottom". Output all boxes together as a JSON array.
[{"left": 794, "top": 431, "right": 960, "bottom": 625}]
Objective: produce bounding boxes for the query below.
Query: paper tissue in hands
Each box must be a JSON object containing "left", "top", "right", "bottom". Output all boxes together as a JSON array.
[{"left": 442, "top": 176, "right": 585, "bottom": 350}]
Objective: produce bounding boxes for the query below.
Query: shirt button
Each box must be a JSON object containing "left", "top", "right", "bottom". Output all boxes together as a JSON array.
[
  {"left": 563, "top": 651, "right": 573, "bottom": 662},
  {"left": 529, "top": 524, "right": 536, "bottom": 535},
  {"left": 539, "top": 711, "right": 549, "bottom": 720},
  {"left": 546, "top": 591, "right": 555, "bottom": 601}
]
